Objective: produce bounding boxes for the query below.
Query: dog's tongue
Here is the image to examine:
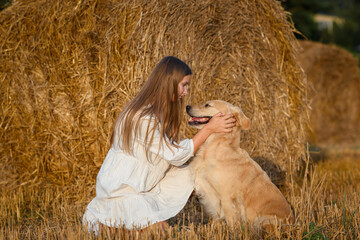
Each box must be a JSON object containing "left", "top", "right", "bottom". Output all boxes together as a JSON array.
[{"left": 189, "top": 117, "right": 209, "bottom": 123}]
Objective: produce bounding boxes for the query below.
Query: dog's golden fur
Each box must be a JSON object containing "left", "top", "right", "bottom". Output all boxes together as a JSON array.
[{"left": 187, "top": 100, "right": 294, "bottom": 229}]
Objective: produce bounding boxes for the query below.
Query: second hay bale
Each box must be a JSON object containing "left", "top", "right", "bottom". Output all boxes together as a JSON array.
[{"left": 298, "top": 40, "right": 360, "bottom": 147}]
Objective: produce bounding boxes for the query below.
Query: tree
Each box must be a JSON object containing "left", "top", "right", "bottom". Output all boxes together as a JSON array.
[
  {"left": 0, "top": 0, "right": 12, "bottom": 11},
  {"left": 282, "top": 0, "right": 360, "bottom": 55}
]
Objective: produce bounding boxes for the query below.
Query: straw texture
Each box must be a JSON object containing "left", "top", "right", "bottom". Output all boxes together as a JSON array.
[{"left": 0, "top": 0, "right": 309, "bottom": 193}]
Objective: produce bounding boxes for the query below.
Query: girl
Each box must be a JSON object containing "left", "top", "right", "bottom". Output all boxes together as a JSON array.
[{"left": 83, "top": 56, "right": 235, "bottom": 233}]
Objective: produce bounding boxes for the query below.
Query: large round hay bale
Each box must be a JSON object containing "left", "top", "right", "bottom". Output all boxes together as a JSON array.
[
  {"left": 298, "top": 40, "right": 360, "bottom": 147},
  {"left": 0, "top": 0, "right": 309, "bottom": 192}
]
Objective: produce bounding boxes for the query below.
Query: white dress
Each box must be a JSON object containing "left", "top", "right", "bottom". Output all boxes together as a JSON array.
[{"left": 82, "top": 114, "right": 195, "bottom": 233}]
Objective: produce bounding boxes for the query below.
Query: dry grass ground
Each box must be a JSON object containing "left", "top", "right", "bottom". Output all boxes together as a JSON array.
[{"left": 1, "top": 153, "right": 359, "bottom": 239}]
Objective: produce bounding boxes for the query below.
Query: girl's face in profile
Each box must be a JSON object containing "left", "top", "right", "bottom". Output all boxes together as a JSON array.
[{"left": 177, "top": 75, "right": 191, "bottom": 99}]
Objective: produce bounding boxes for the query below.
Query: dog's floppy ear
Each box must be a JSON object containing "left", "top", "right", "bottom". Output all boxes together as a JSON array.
[{"left": 231, "top": 106, "right": 251, "bottom": 130}]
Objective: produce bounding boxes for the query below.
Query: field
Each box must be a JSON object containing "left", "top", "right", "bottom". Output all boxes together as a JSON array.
[
  {"left": 1, "top": 151, "right": 359, "bottom": 239},
  {"left": 1, "top": 0, "right": 359, "bottom": 239}
]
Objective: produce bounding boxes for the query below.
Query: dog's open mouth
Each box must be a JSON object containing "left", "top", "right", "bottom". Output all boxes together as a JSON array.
[{"left": 188, "top": 116, "right": 212, "bottom": 125}]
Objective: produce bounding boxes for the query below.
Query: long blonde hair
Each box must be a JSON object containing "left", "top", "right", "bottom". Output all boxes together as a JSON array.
[{"left": 111, "top": 56, "right": 192, "bottom": 157}]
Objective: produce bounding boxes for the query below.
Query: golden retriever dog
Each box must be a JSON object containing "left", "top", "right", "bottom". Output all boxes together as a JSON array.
[{"left": 186, "top": 100, "right": 294, "bottom": 230}]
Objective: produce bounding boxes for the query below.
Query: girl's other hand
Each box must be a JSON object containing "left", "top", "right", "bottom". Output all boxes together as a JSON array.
[{"left": 204, "top": 112, "right": 236, "bottom": 133}]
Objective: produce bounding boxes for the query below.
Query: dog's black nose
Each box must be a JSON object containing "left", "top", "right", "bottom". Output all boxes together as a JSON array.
[{"left": 186, "top": 105, "right": 191, "bottom": 111}]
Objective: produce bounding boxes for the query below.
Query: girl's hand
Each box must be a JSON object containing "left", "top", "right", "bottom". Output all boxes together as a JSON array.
[
  {"left": 204, "top": 113, "right": 236, "bottom": 133},
  {"left": 192, "top": 112, "right": 236, "bottom": 153}
]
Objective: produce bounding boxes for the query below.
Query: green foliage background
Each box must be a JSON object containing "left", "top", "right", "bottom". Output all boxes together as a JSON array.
[
  {"left": 282, "top": 0, "right": 360, "bottom": 58},
  {"left": 0, "top": 0, "right": 11, "bottom": 11}
]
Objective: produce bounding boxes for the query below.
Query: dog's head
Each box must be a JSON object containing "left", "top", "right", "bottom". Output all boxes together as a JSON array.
[{"left": 186, "top": 100, "right": 250, "bottom": 130}]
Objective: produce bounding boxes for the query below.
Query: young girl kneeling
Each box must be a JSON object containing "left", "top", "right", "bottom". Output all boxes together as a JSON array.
[{"left": 83, "top": 56, "right": 235, "bottom": 233}]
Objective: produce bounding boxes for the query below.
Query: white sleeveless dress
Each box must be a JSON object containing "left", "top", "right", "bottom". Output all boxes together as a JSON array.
[{"left": 82, "top": 115, "right": 194, "bottom": 233}]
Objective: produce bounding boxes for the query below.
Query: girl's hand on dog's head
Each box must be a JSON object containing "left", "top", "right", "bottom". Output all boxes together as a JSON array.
[{"left": 205, "top": 113, "right": 236, "bottom": 133}]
